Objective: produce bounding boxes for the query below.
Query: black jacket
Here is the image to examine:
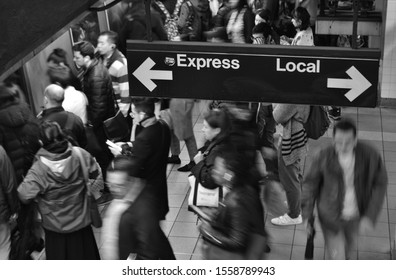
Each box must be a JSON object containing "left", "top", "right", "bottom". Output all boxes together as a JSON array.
[
  {"left": 123, "top": 118, "right": 171, "bottom": 220},
  {"left": 0, "top": 146, "right": 18, "bottom": 223},
  {"left": 83, "top": 59, "right": 116, "bottom": 128},
  {"left": 39, "top": 107, "right": 87, "bottom": 147},
  {"left": 0, "top": 100, "right": 40, "bottom": 184},
  {"left": 200, "top": 185, "right": 266, "bottom": 252}
]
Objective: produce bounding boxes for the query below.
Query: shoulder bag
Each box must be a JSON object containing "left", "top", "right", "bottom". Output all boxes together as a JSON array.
[{"left": 73, "top": 147, "right": 103, "bottom": 228}]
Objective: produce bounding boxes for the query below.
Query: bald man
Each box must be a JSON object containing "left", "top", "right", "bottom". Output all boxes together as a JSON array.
[{"left": 38, "top": 84, "right": 87, "bottom": 147}]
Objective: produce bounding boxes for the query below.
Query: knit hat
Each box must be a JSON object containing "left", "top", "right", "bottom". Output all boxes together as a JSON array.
[{"left": 0, "top": 84, "right": 16, "bottom": 100}]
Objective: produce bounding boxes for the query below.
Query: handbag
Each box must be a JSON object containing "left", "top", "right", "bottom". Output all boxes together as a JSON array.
[
  {"left": 188, "top": 175, "right": 222, "bottom": 208},
  {"left": 73, "top": 147, "right": 103, "bottom": 228}
]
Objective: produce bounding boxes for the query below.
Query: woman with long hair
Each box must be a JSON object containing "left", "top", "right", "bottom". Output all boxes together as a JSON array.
[{"left": 17, "top": 121, "right": 101, "bottom": 259}]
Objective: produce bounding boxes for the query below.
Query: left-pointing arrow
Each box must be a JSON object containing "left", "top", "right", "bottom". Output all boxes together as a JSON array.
[
  {"left": 133, "top": 57, "right": 173, "bottom": 92},
  {"left": 327, "top": 66, "right": 372, "bottom": 102}
]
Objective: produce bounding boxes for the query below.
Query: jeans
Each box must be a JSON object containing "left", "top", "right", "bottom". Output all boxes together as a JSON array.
[{"left": 278, "top": 150, "right": 305, "bottom": 219}]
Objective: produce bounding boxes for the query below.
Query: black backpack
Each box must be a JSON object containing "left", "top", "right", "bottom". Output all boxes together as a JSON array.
[{"left": 304, "top": 106, "right": 330, "bottom": 140}]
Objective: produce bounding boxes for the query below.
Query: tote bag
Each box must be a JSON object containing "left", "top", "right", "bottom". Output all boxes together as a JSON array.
[{"left": 188, "top": 175, "right": 221, "bottom": 207}]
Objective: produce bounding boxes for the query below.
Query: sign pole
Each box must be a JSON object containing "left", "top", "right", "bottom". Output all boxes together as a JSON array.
[{"left": 144, "top": 0, "right": 153, "bottom": 42}]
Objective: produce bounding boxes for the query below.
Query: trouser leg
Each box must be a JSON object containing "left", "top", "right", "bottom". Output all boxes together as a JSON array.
[
  {"left": 184, "top": 135, "right": 198, "bottom": 161},
  {"left": 322, "top": 226, "right": 346, "bottom": 260},
  {"left": 170, "top": 130, "right": 181, "bottom": 156},
  {"left": 0, "top": 222, "right": 11, "bottom": 260},
  {"left": 278, "top": 151, "right": 304, "bottom": 218}
]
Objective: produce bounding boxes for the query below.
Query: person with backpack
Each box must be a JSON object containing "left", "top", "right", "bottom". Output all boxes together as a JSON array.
[
  {"left": 37, "top": 84, "right": 87, "bottom": 148},
  {"left": 178, "top": 0, "right": 211, "bottom": 41},
  {"left": 270, "top": 103, "right": 310, "bottom": 226}
]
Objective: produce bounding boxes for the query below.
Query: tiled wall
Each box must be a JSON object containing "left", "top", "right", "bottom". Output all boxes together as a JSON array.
[{"left": 381, "top": 0, "right": 396, "bottom": 99}]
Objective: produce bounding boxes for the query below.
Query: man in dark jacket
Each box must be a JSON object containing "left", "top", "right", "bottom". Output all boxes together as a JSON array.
[
  {"left": 73, "top": 41, "right": 116, "bottom": 203},
  {"left": 38, "top": 84, "right": 86, "bottom": 147},
  {"left": 0, "top": 145, "right": 19, "bottom": 259},
  {"left": 0, "top": 84, "right": 40, "bottom": 184},
  {"left": 302, "top": 118, "right": 388, "bottom": 259}
]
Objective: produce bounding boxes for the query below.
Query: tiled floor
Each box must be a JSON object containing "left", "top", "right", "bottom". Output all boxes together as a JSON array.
[{"left": 96, "top": 102, "right": 396, "bottom": 260}]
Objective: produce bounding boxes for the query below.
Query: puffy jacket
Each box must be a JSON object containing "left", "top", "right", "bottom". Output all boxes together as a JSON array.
[
  {"left": 200, "top": 185, "right": 266, "bottom": 252},
  {"left": 0, "top": 100, "right": 40, "bottom": 184},
  {"left": 83, "top": 59, "right": 116, "bottom": 128},
  {"left": 0, "top": 146, "right": 19, "bottom": 223},
  {"left": 17, "top": 145, "right": 100, "bottom": 233}
]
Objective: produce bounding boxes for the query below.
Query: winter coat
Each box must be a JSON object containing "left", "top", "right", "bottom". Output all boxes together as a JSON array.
[
  {"left": 191, "top": 135, "right": 227, "bottom": 189},
  {"left": 0, "top": 146, "right": 18, "bottom": 223},
  {"left": 83, "top": 59, "right": 116, "bottom": 128},
  {"left": 0, "top": 100, "right": 40, "bottom": 184},
  {"left": 302, "top": 141, "right": 388, "bottom": 232},
  {"left": 17, "top": 145, "right": 100, "bottom": 233},
  {"left": 200, "top": 185, "right": 266, "bottom": 253},
  {"left": 38, "top": 107, "right": 87, "bottom": 147}
]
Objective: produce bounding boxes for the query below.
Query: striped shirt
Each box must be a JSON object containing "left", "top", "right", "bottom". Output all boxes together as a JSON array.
[{"left": 104, "top": 49, "right": 130, "bottom": 116}]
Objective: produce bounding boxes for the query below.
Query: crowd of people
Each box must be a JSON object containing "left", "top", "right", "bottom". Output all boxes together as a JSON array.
[{"left": 0, "top": 0, "right": 387, "bottom": 260}]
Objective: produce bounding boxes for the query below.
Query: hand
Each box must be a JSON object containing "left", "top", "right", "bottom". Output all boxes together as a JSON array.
[
  {"left": 194, "top": 151, "right": 203, "bottom": 164},
  {"left": 107, "top": 141, "right": 124, "bottom": 157},
  {"left": 359, "top": 217, "right": 374, "bottom": 235}
]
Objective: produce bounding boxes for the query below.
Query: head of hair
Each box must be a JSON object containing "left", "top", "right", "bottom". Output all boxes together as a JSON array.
[
  {"left": 204, "top": 108, "right": 231, "bottom": 138},
  {"left": 47, "top": 66, "right": 72, "bottom": 89},
  {"left": 252, "top": 22, "right": 272, "bottom": 38},
  {"left": 39, "top": 121, "right": 66, "bottom": 147},
  {"left": 0, "top": 83, "right": 17, "bottom": 103},
  {"left": 72, "top": 41, "right": 95, "bottom": 59},
  {"left": 47, "top": 48, "right": 70, "bottom": 66},
  {"left": 107, "top": 156, "right": 136, "bottom": 177},
  {"left": 333, "top": 118, "right": 357, "bottom": 138},
  {"left": 294, "top": 7, "right": 311, "bottom": 31},
  {"left": 131, "top": 97, "right": 155, "bottom": 117},
  {"left": 236, "top": 0, "right": 248, "bottom": 10},
  {"left": 44, "top": 84, "right": 65, "bottom": 105},
  {"left": 99, "top": 30, "right": 119, "bottom": 48},
  {"left": 257, "top": 8, "right": 271, "bottom": 22}
]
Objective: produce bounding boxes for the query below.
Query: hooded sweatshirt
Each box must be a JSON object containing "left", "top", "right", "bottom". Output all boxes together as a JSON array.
[{"left": 17, "top": 145, "right": 99, "bottom": 233}]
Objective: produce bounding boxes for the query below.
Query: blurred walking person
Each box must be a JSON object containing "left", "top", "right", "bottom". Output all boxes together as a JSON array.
[{"left": 302, "top": 118, "right": 387, "bottom": 259}]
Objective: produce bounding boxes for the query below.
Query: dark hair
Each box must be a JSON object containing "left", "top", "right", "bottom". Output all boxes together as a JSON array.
[
  {"left": 47, "top": 48, "right": 69, "bottom": 65},
  {"left": 132, "top": 97, "right": 155, "bottom": 116},
  {"left": 204, "top": 108, "right": 231, "bottom": 138},
  {"left": 107, "top": 156, "right": 136, "bottom": 177},
  {"left": 99, "top": 30, "right": 119, "bottom": 47},
  {"left": 256, "top": 8, "right": 271, "bottom": 22},
  {"left": 252, "top": 22, "right": 271, "bottom": 38},
  {"left": 236, "top": 0, "right": 248, "bottom": 10},
  {"left": 294, "top": 7, "right": 311, "bottom": 31},
  {"left": 39, "top": 121, "right": 66, "bottom": 147},
  {"left": 72, "top": 41, "right": 95, "bottom": 59},
  {"left": 333, "top": 118, "right": 357, "bottom": 137},
  {"left": 48, "top": 66, "right": 72, "bottom": 89}
]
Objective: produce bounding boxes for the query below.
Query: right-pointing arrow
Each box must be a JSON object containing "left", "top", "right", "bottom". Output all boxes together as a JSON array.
[
  {"left": 133, "top": 57, "right": 173, "bottom": 92},
  {"left": 327, "top": 66, "right": 372, "bottom": 102}
]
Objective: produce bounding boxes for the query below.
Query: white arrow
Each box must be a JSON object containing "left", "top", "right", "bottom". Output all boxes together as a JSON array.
[
  {"left": 133, "top": 57, "right": 173, "bottom": 92},
  {"left": 327, "top": 66, "right": 372, "bottom": 102}
]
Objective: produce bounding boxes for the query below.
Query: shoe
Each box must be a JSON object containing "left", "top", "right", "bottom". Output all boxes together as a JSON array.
[
  {"left": 271, "top": 213, "right": 302, "bottom": 226},
  {"left": 96, "top": 192, "right": 113, "bottom": 206},
  {"left": 168, "top": 155, "right": 181, "bottom": 164},
  {"left": 177, "top": 161, "right": 195, "bottom": 172}
]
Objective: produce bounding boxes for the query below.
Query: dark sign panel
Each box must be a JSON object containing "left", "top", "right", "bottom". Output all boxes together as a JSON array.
[{"left": 127, "top": 41, "right": 380, "bottom": 107}]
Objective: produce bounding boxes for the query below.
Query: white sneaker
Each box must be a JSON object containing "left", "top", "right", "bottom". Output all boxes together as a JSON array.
[{"left": 271, "top": 213, "right": 302, "bottom": 226}]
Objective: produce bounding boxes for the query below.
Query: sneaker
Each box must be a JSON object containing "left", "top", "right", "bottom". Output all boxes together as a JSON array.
[
  {"left": 271, "top": 213, "right": 302, "bottom": 226},
  {"left": 168, "top": 155, "right": 181, "bottom": 164},
  {"left": 96, "top": 192, "right": 113, "bottom": 206},
  {"left": 177, "top": 161, "right": 195, "bottom": 172}
]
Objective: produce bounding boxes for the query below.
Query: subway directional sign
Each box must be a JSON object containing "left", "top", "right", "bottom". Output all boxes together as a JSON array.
[{"left": 127, "top": 41, "right": 380, "bottom": 107}]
